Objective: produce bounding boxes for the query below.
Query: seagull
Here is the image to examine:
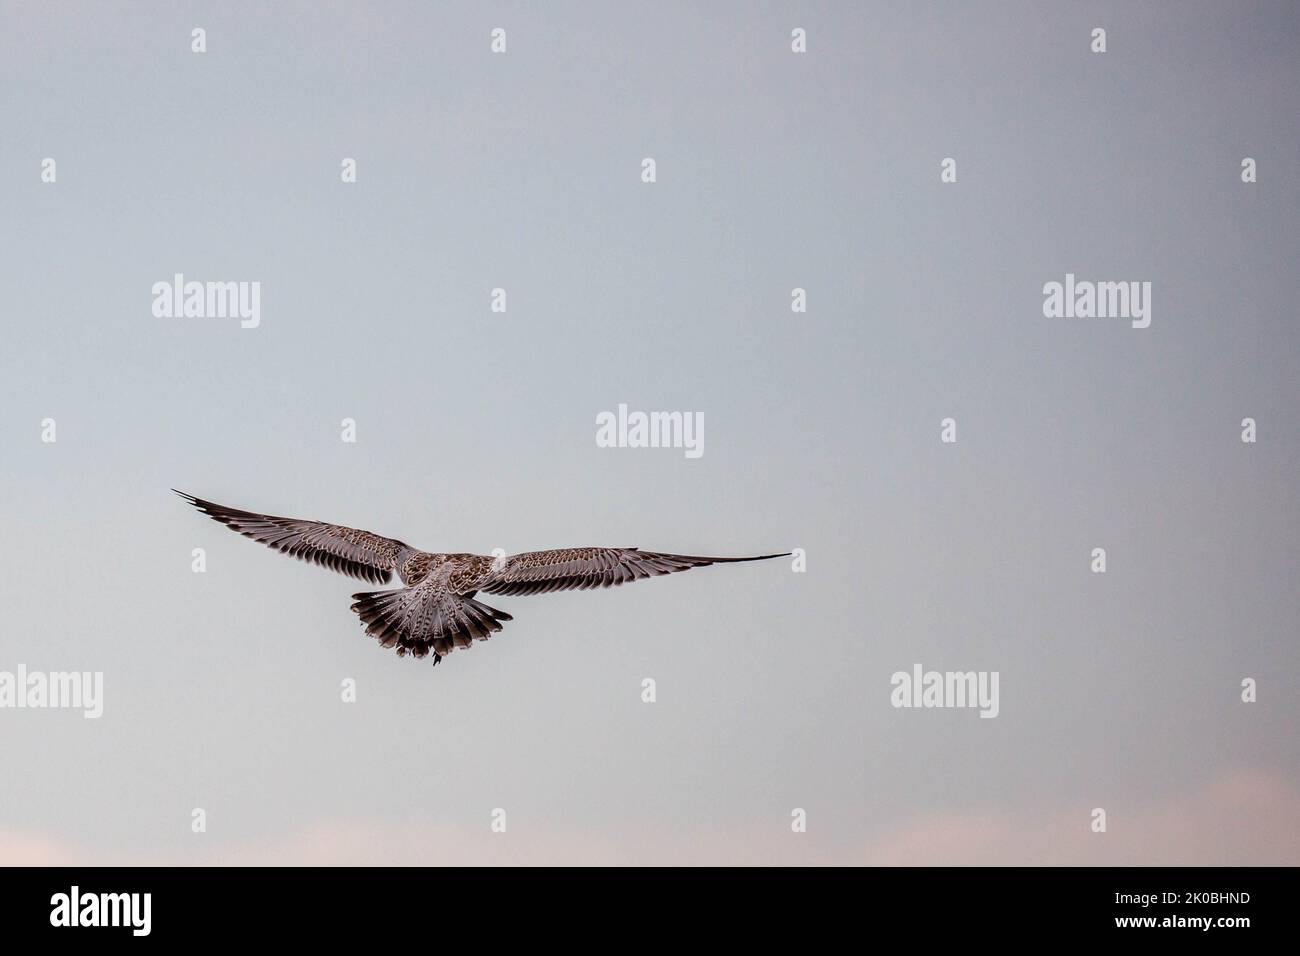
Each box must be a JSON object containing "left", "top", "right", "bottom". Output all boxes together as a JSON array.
[{"left": 175, "top": 491, "right": 788, "bottom": 667}]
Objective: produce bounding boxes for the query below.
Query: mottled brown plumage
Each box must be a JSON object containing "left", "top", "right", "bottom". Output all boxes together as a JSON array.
[{"left": 176, "top": 491, "right": 788, "bottom": 667}]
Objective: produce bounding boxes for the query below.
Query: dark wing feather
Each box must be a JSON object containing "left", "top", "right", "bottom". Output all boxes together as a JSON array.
[
  {"left": 174, "top": 490, "right": 405, "bottom": 585},
  {"left": 480, "top": 547, "right": 789, "bottom": 597}
]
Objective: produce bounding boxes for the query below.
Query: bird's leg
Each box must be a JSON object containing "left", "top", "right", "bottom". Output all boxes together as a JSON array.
[{"left": 431, "top": 653, "right": 442, "bottom": 668}]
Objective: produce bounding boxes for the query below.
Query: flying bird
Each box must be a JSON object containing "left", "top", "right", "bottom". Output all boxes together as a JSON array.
[{"left": 175, "top": 491, "right": 788, "bottom": 667}]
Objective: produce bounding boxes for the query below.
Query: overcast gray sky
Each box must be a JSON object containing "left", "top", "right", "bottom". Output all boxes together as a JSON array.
[{"left": 1, "top": 1, "right": 1297, "bottom": 865}]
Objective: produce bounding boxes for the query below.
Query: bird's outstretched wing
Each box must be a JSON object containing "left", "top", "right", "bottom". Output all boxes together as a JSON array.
[
  {"left": 480, "top": 547, "right": 790, "bottom": 596},
  {"left": 352, "top": 546, "right": 787, "bottom": 666},
  {"left": 174, "top": 490, "right": 407, "bottom": 585}
]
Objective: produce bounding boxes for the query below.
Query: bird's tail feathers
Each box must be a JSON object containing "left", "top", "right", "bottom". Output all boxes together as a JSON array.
[{"left": 350, "top": 586, "right": 513, "bottom": 663}]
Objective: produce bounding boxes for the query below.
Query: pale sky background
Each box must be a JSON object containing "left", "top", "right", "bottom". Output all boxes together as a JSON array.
[{"left": 1, "top": 1, "right": 1297, "bottom": 865}]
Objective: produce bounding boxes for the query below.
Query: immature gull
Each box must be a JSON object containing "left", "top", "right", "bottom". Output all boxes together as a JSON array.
[{"left": 175, "top": 491, "right": 787, "bottom": 666}]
